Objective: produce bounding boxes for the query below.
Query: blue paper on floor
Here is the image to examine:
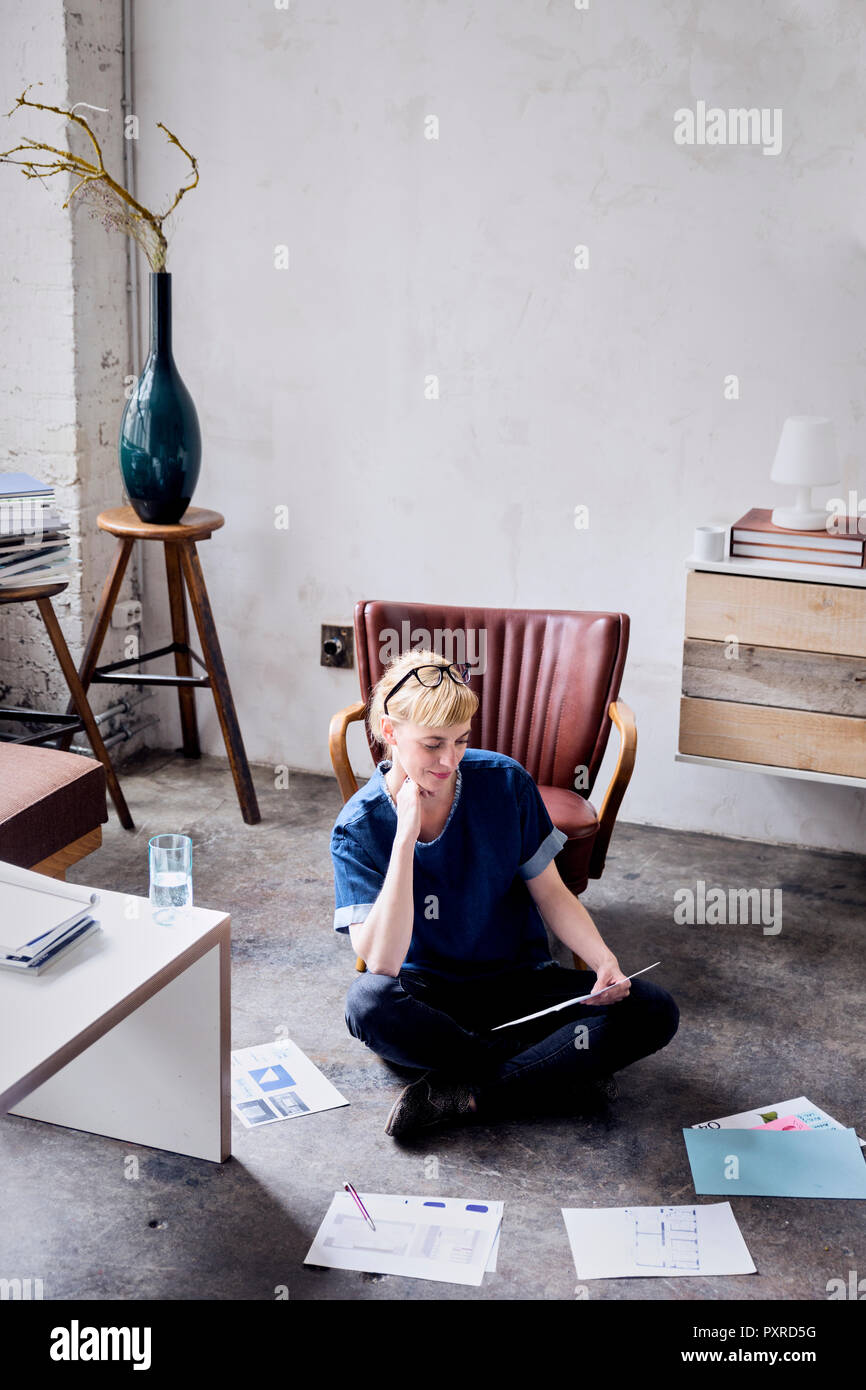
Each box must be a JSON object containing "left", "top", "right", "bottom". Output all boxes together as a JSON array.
[{"left": 683, "top": 1126, "right": 866, "bottom": 1199}]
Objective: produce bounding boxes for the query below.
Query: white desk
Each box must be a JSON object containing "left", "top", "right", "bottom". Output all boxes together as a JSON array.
[{"left": 0, "top": 884, "right": 231, "bottom": 1162}]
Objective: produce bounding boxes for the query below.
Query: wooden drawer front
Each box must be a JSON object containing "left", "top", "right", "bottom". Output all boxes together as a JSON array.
[
  {"left": 679, "top": 696, "right": 866, "bottom": 778},
  {"left": 685, "top": 571, "right": 866, "bottom": 658},
  {"left": 682, "top": 639, "right": 866, "bottom": 717}
]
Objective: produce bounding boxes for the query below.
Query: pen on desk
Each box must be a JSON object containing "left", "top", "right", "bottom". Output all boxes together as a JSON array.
[{"left": 344, "top": 1181, "right": 376, "bottom": 1230}]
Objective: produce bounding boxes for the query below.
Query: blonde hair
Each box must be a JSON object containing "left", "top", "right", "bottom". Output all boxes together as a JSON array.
[{"left": 367, "top": 648, "right": 478, "bottom": 755}]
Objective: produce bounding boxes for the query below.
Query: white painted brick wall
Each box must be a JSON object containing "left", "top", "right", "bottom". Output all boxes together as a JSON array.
[
  {"left": 0, "top": 3, "right": 76, "bottom": 711},
  {"left": 1, "top": 0, "right": 155, "bottom": 766}
]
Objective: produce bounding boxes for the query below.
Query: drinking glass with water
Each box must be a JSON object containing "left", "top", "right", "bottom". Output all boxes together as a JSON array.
[{"left": 148, "top": 834, "right": 193, "bottom": 924}]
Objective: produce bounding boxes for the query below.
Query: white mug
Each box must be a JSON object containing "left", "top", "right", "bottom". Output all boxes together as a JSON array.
[{"left": 693, "top": 524, "right": 726, "bottom": 561}]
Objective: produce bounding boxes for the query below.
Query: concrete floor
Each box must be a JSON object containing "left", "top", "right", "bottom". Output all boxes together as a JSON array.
[{"left": 2, "top": 747, "right": 863, "bottom": 1301}]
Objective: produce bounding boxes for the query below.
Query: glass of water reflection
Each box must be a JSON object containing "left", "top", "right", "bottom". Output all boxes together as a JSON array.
[{"left": 148, "top": 834, "right": 193, "bottom": 924}]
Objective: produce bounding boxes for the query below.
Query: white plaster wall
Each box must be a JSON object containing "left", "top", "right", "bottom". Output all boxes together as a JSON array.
[{"left": 130, "top": 0, "right": 866, "bottom": 853}]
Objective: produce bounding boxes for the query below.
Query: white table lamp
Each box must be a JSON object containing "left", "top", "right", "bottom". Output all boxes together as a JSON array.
[{"left": 770, "top": 415, "right": 838, "bottom": 530}]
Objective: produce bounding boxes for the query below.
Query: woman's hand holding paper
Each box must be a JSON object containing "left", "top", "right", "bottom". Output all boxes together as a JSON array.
[{"left": 584, "top": 957, "right": 631, "bottom": 1006}]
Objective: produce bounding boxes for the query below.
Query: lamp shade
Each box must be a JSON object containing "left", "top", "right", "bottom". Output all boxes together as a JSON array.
[{"left": 770, "top": 416, "right": 837, "bottom": 486}]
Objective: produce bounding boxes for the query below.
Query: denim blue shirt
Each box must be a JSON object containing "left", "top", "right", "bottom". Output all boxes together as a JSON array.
[{"left": 330, "top": 748, "right": 568, "bottom": 980}]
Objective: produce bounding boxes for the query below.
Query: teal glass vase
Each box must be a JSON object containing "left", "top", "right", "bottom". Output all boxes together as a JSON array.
[{"left": 119, "top": 271, "right": 201, "bottom": 524}]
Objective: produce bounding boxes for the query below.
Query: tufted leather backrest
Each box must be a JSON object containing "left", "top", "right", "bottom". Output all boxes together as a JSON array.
[{"left": 354, "top": 600, "right": 629, "bottom": 797}]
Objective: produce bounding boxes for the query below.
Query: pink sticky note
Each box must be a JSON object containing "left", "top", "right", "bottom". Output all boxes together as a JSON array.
[{"left": 750, "top": 1115, "right": 811, "bottom": 1131}]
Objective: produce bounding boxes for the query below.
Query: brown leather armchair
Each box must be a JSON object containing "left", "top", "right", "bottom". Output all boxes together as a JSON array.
[{"left": 329, "top": 599, "right": 636, "bottom": 971}]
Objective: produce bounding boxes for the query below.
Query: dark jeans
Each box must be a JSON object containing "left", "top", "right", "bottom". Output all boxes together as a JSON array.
[{"left": 345, "top": 959, "right": 679, "bottom": 1119}]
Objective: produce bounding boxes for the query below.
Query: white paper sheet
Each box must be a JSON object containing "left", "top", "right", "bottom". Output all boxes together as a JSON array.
[
  {"left": 0, "top": 859, "right": 99, "bottom": 953},
  {"left": 691, "top": 1094, "right": 865, "bottom": 1148},
  {"left": 485, "top": 1221, "right": 501, "bottom": 1272},
  {"left": 490, "top": 962, "right": 661, "bottom": 1030},
  {"left": 562, "top": 1202, "right": 756, "bottom": 1280},
  {"left": 0, "top": 858, "right": 98, "bottom": 904},
  {"left": 305, "top": 1192, "right": 504, "bottom": 1287},
  {"left": 230, "top": 1038, "right": 348, "bottom": 1127}
]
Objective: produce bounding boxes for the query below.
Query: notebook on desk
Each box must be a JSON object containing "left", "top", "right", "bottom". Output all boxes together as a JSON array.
[{"left": 0, "top": 859, "right": 101, "bottom": 973}]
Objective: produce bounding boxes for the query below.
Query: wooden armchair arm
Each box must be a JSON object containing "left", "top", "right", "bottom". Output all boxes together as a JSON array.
[
  {"left": 328, "top": 700, "right": 367, "bottom": 804},
  {"left": 329, "top": 699, "right": 370, "bottom": 972},
  {"left": 587, "top": 698, "right": 636, "bottom": 880}
]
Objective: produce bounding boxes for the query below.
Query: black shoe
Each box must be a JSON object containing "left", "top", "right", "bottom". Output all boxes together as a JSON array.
[{"left": 384, "top": 1072, "right": 476, "bottom": 1139}]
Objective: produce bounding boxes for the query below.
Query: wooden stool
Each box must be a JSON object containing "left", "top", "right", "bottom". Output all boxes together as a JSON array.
[
  {"left": 62, "top": 506, "right": 261, "bottom": 825},
  {"left": 0, "top": 581, "right": 133, "bottom": 829}
]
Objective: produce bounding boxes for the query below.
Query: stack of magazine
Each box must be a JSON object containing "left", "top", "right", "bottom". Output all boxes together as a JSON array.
[
  {"left": 0, "top": 860, "right": 101, "bottom": 974},
  {"left": 0, "top": 471, "right": 72, "bottom": 589}
]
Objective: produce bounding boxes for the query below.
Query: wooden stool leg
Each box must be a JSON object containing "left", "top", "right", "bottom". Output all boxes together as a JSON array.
[
  {"left": 178, "top": 542, "right": 261, "bottom": 825},
  {"left": 37, "top": 597, "right": 135, "bottom": 831},
  {"left": 58, "top": 536, "right": 134, "bottom": 751},
  {"left": 164, "top": 543, "right": 201, "bottom": 758}
]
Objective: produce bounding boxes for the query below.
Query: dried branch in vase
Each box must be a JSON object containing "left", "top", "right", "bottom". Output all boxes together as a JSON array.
[{"left": 0, "top": 83, "right": 198, "bottom": 271}]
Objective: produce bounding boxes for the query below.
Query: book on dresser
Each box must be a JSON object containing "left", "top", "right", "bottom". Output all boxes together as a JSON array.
[
  {"left": 0, "top": 471, "right": 72, "bottom": 588},
  {"left": 730, "top": 508, "right": 865, "bottom": 568}
]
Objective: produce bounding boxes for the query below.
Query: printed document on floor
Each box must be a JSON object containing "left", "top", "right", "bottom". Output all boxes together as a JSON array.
[
  {"left": 691, "top": 1095, "right": 864, "bottom": 1147},
  {"left": 304, "top": 1193, "right": 504, "bottom": 1286},
  {"left": 230, "top": 1038, "right": 348, "bottom": 1128},
  {"left": 561, "top": 1202, "right": 756, "bottom": 1280}
]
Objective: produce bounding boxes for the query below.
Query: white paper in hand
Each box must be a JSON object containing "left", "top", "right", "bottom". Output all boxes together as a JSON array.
[{"left": 490, "top": 962, "right": 661, "bottom": 1030}]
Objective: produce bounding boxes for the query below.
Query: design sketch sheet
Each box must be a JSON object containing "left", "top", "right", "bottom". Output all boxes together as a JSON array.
[
  {"left": 230, "top": 1038, "right": 348, "bottom": 1128},
  {"left": 305, "top": 1193, "right": 504, "bottom": 1287},
  {"left": 561, "top": 1203, "right": 756, "bottom": 1281}
]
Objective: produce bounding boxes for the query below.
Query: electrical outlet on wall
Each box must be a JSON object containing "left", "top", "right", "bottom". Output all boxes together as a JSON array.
[
  {"left": 111, "top": 600, "right": 142, "bottom": 628},
  {"left": 321, "top": 624, "right": 353, "bottom": 668}
]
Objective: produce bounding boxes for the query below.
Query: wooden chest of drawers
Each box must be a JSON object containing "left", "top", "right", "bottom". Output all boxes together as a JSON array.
[{"left": 677, "top": 567, "right": 866, "bottom": 785}]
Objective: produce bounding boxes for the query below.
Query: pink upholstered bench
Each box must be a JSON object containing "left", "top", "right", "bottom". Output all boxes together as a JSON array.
[{"left": 0, "top": 744, "right": 108, "bottom": 880}]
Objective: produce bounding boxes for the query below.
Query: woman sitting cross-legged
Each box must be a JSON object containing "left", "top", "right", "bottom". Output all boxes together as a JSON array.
[{"left": 330, "top": 648, "right": 678, "bottom": 1139}]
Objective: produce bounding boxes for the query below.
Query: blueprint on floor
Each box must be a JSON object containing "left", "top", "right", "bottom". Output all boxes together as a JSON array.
[{"left": 561, "top": 1202, "right": 755, "bottom": 1280}]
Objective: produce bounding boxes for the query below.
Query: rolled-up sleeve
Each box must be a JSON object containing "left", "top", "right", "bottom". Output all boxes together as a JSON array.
[
  {"left": 515, "top": 774, "right": 568, "bottom": 880},
  {"left": 330, "top": 823, "right": 385, "bottom": 932}
]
